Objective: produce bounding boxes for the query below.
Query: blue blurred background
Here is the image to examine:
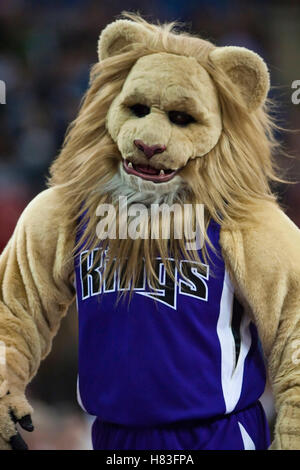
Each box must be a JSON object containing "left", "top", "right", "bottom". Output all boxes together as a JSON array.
[{"left": 0, "top": 0, "right": 299, "bottom": 449}]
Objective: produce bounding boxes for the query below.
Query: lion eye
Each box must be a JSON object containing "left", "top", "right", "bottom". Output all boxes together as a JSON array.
[
  {"left": 168, "top": 111, "right": 195, "bottom": 126},
  {"left": 130, "top": 104, "right": 150, "bottom": 118}
]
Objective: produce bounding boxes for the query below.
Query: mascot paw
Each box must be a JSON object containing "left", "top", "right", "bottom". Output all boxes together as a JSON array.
[{"left": 0, "top": 391, "right": 34, "bottom": 450}]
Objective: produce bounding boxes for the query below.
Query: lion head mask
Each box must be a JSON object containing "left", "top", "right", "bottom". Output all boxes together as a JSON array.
[{"left": 49, "top": 13, "right": 279, "bottom": 288}]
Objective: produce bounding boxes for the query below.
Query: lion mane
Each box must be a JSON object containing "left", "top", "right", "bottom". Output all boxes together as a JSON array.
[{"left": 49, "top": 12, "right": 283, "bottom": 289}]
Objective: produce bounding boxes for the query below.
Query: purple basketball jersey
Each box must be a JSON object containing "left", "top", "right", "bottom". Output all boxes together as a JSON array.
[{"left": 74, "top": 220, "right": 266, "bottom": 427}]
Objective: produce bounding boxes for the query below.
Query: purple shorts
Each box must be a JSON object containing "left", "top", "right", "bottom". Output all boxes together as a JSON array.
[{"left": 91, "top": 401, "right": 270, "bottom": 450}]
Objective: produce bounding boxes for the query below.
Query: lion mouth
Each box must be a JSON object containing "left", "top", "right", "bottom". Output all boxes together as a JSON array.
[{"left": 123, "top": 160, "right": 177, "bottom": 183}]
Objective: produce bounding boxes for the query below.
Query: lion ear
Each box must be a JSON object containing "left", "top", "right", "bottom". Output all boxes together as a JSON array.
[
  {"left": 98, "top": 19, "right": 149, "bottom": 61},
  {"left": 209, "top": 46, "right": 270, "bottom": 111}
]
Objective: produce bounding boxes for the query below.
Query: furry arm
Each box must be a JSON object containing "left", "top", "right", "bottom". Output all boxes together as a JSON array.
[
  {"left": 220, "top": 202, "right": 300, "bottom": 450},
  {"left": 0, "top": 188, "right": 75, "bottom": 447}
]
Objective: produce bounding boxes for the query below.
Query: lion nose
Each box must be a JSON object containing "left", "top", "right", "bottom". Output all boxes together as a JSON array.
[{"left": 134, "top": 139, "right": 166, "bottom": 159}]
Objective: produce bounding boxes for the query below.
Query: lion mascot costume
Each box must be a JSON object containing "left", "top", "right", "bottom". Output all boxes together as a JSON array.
[{"left": 0, "top": 14, "right": 300, "bottom": 450}]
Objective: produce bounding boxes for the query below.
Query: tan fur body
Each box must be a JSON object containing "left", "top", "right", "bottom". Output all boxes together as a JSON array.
[{"left": 0, "top": 14, "right": 299, "bottom": 449}]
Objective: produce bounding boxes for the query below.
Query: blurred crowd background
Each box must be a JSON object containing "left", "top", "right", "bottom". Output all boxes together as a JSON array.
[{"left": 0, "top": 0, "right": 299, "bottom": 450}]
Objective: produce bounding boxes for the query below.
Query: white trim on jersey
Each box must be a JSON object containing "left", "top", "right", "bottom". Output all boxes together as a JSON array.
[
  {"left": 217, "top": 270, "right": 252, "bottom": 414},
  {"left": 77, "top": 376, "right": 88, "bottom": 413},
  {"left": 238, "top": 422, "right": 256, "bottom": 450}
]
